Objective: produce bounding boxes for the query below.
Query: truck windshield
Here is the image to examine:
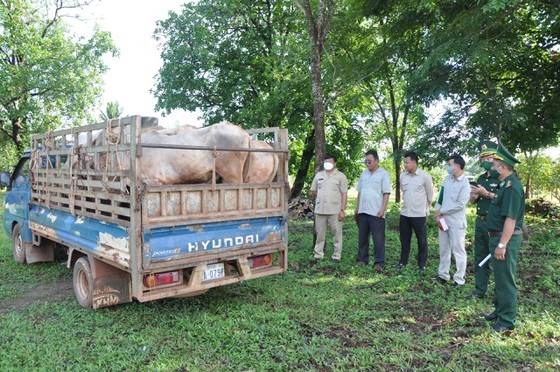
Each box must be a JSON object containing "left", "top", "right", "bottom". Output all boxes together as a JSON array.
[{"left": 13, "top": 158, "right": 30, "bottom": 185}]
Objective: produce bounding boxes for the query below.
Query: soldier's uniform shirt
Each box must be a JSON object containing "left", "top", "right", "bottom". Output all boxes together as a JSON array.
[
  {"left": 475, "top": 173, "right": 500, "bottom": 217},
  {"left": 487, "top": 173, "right": 525, "bottom": 232},
  {"left": 486, "top": 172, "right": 525, "bottom": 329},
  {"left": 472, "top": 172, "right": 500, "bottom": 296},
  {"left": 310, "top": 170, "right": 348, "bottom": 215}
]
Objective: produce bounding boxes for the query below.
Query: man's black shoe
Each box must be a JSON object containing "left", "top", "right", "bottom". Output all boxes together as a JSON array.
[
  {"left": 493, "top": 323, "right": 514, "bottom": 332},
  {"left": 482, "top": 313, "right": 498, "bottom": 321},
  {"left": 418, "top": 267, "right": 426, "bottom": 274},
  {"left": 308, "top": 258, "right": 319, "bottom": 266},
  {"left": 451, "top": 281, "right": 463, "bottom": 289},
  {"left": 431, "top": 276, "right": 448, "bottom": 285},
  {"left": 331, "top": 258, "right": 340, "bottom": 264},
  {"left": 392, "top": 262, "right": 406, "bottom": 269}
]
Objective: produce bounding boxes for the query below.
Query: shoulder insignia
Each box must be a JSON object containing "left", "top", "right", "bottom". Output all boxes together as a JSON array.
[{"left": 505, "top": 180, "right": 512, "bottom": 188}]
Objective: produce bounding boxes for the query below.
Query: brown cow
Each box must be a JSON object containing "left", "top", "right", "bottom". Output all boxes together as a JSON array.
[{"left": 243, "top": 140, "right": 279, "bottom": 183}]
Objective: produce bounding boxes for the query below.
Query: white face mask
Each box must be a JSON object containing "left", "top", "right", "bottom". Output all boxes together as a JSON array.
[{"left": 323, "top": 162, "right": 334, "bottom": 171}]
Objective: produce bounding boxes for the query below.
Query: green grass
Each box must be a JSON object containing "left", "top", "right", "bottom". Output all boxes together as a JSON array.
[{"left": 1, "top": 192, "right": 559, "bottom": 370}]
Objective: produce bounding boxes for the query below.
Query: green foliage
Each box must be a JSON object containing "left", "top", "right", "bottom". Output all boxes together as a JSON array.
[
  {"left": 0, "top": 140, "right": 19, "bottom": 173},
  {"left": 415, "top": 0, "right": 560, "bottom": 156},
  {"left": 0, "top": 0, "right": 118, "bottom": 152},
  {"left": 1, "top": 193, "right": 559, "bottom": 369},
  {"left": 99, "top": 101, "right": 124, "bottom": 121},
  {"left": 517, "top": 153, "right": 560, "bottom": 201},
  {"left": 153, "top": 0, "right": 310, "bottom": 130}
]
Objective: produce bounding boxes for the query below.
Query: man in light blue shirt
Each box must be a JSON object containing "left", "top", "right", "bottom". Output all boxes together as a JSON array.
[
  {"left": 354, "top": 149, "right": 391, "bottom": 272},
  {"left": 433, "top": 154, "right": 471, "bottom": 287}
]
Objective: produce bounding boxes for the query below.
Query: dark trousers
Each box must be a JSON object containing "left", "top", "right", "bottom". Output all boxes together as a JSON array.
[
  {"left": 357, "top": 213, "right": 386, "bottom": 266},
  {"left": 398, "top": 215, "right": 428, "bottom": 268},
  {"left": 473, "top": 216, "right": 491, "bottom": 296}
]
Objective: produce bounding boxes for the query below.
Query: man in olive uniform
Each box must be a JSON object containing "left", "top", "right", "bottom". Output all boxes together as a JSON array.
[
  {"left": 310, "top": 154, "right": 348, "bottom": 264},
  {"left": 469, "top": 141, "right": 500, "bottom": 299},
  {"left": 483, "top": 143, "right": 525, "bottom": 332}
]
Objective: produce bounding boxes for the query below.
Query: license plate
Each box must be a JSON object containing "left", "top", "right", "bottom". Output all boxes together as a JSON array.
[{"left": 203, "top": 263, "right": 225, "bottom": 281}]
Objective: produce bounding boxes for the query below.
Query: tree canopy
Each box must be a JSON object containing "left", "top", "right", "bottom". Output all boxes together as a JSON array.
[
  {"left": 413, "top": 0, "right": 560, "bottom": 163},
  {"left": 0, "top": 0, "right": 117, "bottom": 154}
]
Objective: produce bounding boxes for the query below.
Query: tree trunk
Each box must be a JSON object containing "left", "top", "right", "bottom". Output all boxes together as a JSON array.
[
  {"left": 525, "top": 173, "right": 531, "bottom": 199},
  {"left": 290, "top": 129, "right": 315, "bottom": 199},
  {"left": 11, "top": 117, "right": 24, "bottom": 152},
  {"left": 295, "top": 0, "right": 333, "bottom": 174},
  {"left": 310, "top": 43, "right": 325, "bottom": 173},
  {"left": 394, "top": 157, "right": 401, "bottom": 203}
]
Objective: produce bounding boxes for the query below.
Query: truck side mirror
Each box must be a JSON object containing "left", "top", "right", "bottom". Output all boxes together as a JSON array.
[{"left": 0, "top": 172, "right": 10, "bottom": 186}]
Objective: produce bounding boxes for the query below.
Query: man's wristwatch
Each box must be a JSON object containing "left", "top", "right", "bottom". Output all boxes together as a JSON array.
[{"left": 498, "top": 242, "right": 506, "bottom": 249}]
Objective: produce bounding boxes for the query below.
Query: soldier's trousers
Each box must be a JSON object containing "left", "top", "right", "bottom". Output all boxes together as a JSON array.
[
  {"left": 473, "top": 216, "right": 492, "bottom": 296},
  {"left": 490, "top": 235, "right": 522, "bottom": 329}
]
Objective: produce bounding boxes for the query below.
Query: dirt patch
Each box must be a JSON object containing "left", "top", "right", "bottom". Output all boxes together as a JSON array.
[{"left": 0, "top": 278, "right": 73, "bottom": 314}]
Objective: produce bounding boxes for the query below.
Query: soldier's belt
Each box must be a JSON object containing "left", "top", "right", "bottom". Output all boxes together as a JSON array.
[{"left": 488, "top": 230, "right": 523, "bottom": 237}]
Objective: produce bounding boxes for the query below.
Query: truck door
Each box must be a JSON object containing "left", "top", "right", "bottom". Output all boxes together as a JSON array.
[{"left": 5, "top": 156, "right": 32, "bottom": 240}]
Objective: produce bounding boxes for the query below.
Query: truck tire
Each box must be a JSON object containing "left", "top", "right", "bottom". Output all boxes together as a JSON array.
[
  {"left": 73, "top": 257, "right": 93, "bottom": 308},
  {"left": 12, "top": 223, "right": 26, "bottom": 264}
]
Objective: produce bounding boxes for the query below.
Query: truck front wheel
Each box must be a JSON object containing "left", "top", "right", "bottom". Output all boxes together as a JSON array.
[
  {"left": 73, "top": 257, "right": 93, "bottom": 308},
  {"left": 12, "top": 223, "right": 26, "bottom": 264}
]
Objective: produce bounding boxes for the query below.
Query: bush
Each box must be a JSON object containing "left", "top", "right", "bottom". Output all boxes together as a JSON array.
[{"left": 525, "top": 198, "right": 560, "bottom": 220}]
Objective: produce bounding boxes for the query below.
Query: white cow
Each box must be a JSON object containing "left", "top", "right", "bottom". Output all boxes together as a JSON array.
[{"left": 243, "top": 140, "right": 279, "bottom": 183}]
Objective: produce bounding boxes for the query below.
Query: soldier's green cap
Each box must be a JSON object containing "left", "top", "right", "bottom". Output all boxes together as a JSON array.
[
  {"left": 478, "top": 141, "right": 498, "bottom": 158},
  {"left": 494, "top": 142, "right": 519, "bottom": 168}
]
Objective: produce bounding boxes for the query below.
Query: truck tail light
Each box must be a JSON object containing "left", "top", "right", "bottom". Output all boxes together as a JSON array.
[
  {"left": 249, "top": 254, "right": 273, "bottom": 269},
  {"left": 144, "top": 270, "right": 180, "bottom": 288}
]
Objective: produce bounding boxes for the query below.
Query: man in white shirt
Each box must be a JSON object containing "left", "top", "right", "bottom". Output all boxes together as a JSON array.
[
  {"left": 310, "top": 154, "right": 348, "bottom": 264},
  {"left": 433, "top": 155, "right": 471, "bottom": 287},
  {"left": 354, "top": 149, "right": 391, "bottom": 272},
  {"left": 392, "top": 151, "right": 434, "bottom": 273}
]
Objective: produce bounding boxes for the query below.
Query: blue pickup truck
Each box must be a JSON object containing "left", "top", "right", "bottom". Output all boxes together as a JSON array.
[{"left": 1, "top": 116, "right": 289, "bottom": 308}]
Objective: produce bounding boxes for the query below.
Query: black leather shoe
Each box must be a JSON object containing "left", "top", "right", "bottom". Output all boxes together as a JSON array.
[
  {"left": 431, "top": 276, "right": 448, "bottom": 285},
  {"left": 493, "top": 323, "right": 514, "bottom": 332},
  {"left": 418, "top": 267, "right": 426, "bottom": 274},
  {"left": 482, "top": 313, "right": 498, "bottom": 321},
  {"left": 392, "top": 262, "right": 406, "bottom": 269},
  {"left": 308, "top": 258, "right": 319, "bottom": 266},
  {"left": 451, "top": 281, "right": 463, "bottom": 289}
]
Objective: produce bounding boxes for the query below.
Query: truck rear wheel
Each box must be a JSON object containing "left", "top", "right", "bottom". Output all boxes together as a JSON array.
[
  {"left": 12, "top": 223, "right": 26, "bottom": 264},
  {"left": 73, "top": 257, "right": 93, "bottom": 308}
]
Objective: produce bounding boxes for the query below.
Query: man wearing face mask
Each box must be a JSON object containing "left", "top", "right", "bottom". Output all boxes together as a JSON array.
[
  {"left": 468, "top": 141, "right": 500, "bottom": 299},
  {"left": 483, "top": 143, "right": 525, "bottom": 332},
  {"left": 310, "top": 154, "right": 348, "bottom": 264},
  {"left": 433, "top": 155, "right": 471, "bottom": 287}
]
